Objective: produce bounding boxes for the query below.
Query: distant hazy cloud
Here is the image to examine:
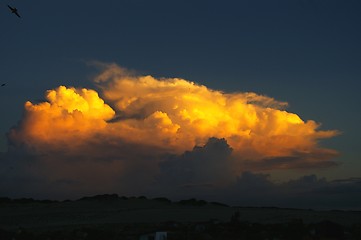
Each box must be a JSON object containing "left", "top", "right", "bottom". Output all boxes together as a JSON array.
[
  {"left": 221, "top": 172, "right": 361, "bottom": 210},
  {"left": 0, "top": 63, "right": 343, "bottom": 204}
]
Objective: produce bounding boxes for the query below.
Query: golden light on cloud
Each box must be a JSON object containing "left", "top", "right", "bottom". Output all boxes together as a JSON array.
[
  {"left": 9, "top": 86, "right": 115, "bottom": 152},
  {"left": 8, "top": 64, "right": 339, "bottom": 171}
]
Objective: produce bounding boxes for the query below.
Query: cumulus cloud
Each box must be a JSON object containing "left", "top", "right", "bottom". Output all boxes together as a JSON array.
[
  {"left": 0, "top": 63, "right": 342, "bottom": 201},
  {"left": 92, "top": 63, "right": 339, "bottom": 160},
  {"left": 8, "top": 86, "right": 115, "bottom": 153}
]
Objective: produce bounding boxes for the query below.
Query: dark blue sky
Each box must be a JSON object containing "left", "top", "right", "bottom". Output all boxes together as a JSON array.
[{"left": 0, "top": 0, "right": 360, "bottom": 184}]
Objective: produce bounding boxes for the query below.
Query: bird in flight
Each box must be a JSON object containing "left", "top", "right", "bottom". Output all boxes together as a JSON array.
[
  {"left": 1, "top": 83, "right": 6, "bottom": 87},
  {"left": 8, "top": 5, "right": 21, "bottom": 18}
]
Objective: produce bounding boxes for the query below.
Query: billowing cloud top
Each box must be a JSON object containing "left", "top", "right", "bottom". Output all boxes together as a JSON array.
[
  {"left": 2, "top": 64, "right": 340, "bottom": 200},
  {"left": 9, "top": 86, "right": 115, "bottom": 153},
  {"left": 9, "top": 64, "right": 338, "bottom": 165},
  {"left": 95, "top": 64, "right": 338, "bottom": 164}
]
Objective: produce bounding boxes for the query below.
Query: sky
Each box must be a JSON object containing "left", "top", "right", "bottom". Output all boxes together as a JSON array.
[{"left": 0, "top": 0, "right": 360, "bottom": 209}]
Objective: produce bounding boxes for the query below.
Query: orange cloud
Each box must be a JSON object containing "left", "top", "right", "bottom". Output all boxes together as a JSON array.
[
  {"left": 8, "top": 64, "right": 339, "bottom": 171},
  {"left": 94, "top": 64, "right": 339, "bottom": 162},
  {"left": 9, "top": 86, "right": 115, "bottom": 154}
]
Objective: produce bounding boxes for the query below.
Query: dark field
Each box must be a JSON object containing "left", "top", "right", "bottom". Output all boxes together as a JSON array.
[{"left": 1, "top": 195, "right": 361, "bottom": 239}]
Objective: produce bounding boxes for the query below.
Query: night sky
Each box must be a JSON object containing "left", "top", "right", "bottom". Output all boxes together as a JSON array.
[{"left": 0, "top": 0, "right": 360, "bottom": 209}]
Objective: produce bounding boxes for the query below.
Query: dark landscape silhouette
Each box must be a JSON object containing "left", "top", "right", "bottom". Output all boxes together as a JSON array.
[{"left": 1, "top": 194, "right": 360, "bottom": 239}]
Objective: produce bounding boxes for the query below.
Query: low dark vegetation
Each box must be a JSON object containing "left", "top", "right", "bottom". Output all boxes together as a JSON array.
[
  {"left": 77, "top": 194, "right": 120, "bottom": 201},
  {"left": 1, "top": 219, "right": 360, "bottom": 240},
  {"left": 177, "top": 198, "right": 208, "bottom": 206},
  {"left": 152, "top": 197, "right": 172, "bottom": 203},
  {"left": 0, "top": 197, "right": 57, "bottom": 204}
]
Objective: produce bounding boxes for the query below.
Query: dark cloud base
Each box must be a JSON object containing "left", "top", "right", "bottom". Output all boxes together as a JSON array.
[{"left": 0, "top": 138, "right": 360, "bottom": 210}]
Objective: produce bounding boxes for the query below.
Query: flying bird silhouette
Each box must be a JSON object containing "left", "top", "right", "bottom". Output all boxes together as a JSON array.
[
  {"left": 8, "top": 5, "right": 21, "bottom": 18},
  {"left": 1, "top": 83, "right": 6, "bottom": 87}
]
